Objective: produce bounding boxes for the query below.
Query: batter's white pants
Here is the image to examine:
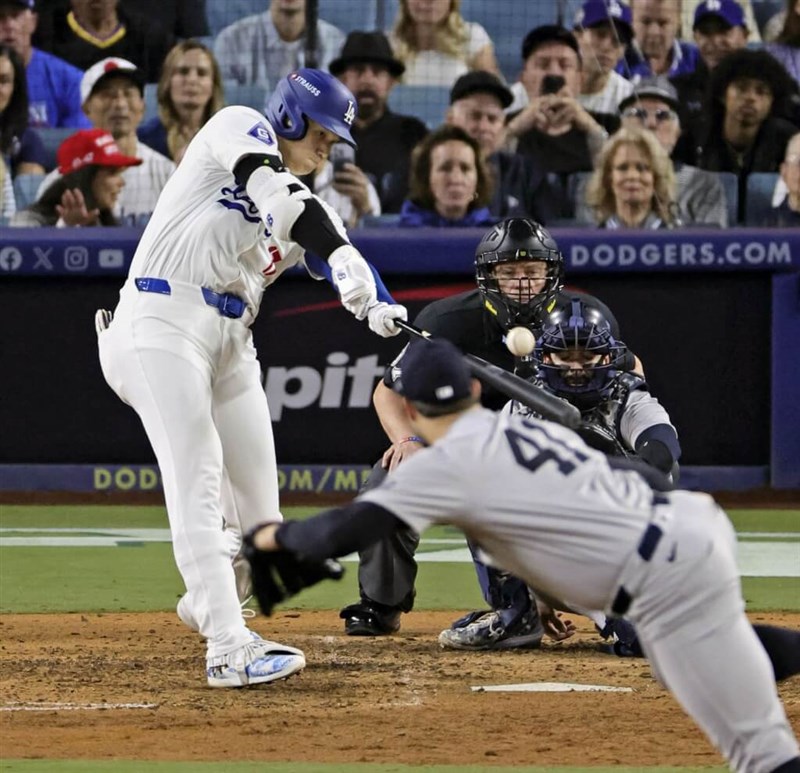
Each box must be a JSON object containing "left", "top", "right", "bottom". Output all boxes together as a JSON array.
[
  {"left": 624, "top": 492, "right": 799, "bottom": 773},
  {"left": 99, "top": 281, "right": 282, "bottom": 658}
]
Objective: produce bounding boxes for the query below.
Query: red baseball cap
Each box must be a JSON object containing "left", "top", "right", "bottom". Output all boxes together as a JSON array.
[{"left": 57, "top": 129, "right": 143, "bottom": 175}]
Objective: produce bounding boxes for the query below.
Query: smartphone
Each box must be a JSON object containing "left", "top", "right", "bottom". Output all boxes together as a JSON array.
[
  {"left": 330, "top": 142, "right": 356, "bottom": 174},
  {"left": 541, "top": 74, "right": 566, "bottom": 96}
]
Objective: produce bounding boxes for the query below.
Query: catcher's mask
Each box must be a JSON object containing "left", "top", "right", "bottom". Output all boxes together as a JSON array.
[
  {"left": 475, "top": 218, "right": 564, "bottom": 330},
  {"left": 535, "top": 298, "right": 631, "bottom": 409}
]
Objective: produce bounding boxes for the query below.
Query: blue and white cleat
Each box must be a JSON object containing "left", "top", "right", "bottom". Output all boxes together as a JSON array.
[{"left": 206, "top": 635, "right": 305, "bottom": 687}]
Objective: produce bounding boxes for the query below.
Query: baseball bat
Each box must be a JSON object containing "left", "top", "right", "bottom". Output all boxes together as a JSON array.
[{"left": 394, "top": 320, "right": 582, "bottom": 429}]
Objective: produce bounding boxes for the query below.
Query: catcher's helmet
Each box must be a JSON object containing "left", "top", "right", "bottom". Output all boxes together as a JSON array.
[
  {"left": 535, "top": 298, "right": 630, "bottom": 408},
  {"left": 475, "top": 218, "right": 564, "bottom": 330},
  {"left": 265, "top": 68, "right": 358, "bottom": 147}
]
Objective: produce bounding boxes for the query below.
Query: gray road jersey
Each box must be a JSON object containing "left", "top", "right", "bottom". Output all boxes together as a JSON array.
[
  {"left": 360, "top": 408, "right": 659, "bottom": 611},
  {"left": 619, "top": 390, "right": 675, "bottom": 450}
]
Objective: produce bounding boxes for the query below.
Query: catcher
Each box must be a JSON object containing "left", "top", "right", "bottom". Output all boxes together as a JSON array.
[{"left": 497, "top": 296, "right": 681, "bottom": 656}]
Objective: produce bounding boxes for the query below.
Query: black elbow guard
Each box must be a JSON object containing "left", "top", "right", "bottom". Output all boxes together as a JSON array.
[
  {"left": 291, "top": 196, "right": 349, "bottom": 257},
  {"left": 233, "top": 153, "right": 286, "bottom": 187},
  {"left": 637, "top": 439, "right": 675, "bottom": 475}
]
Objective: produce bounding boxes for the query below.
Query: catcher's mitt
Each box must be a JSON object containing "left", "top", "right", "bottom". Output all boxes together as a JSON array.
[{"left": 242, "top": 532, "right": 344, "bottom": 616}]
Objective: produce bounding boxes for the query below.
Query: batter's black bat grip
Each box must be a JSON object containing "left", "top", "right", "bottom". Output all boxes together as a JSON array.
[{"left": 394, "top": 319, "right": 582, "bottom": 430}]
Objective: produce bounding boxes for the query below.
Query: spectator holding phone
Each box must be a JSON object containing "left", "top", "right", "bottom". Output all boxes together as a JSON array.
[
  {"left": 505, "top": 25, "right": 619, "bottom": 211},
  {"left": 446, "top": 70, "right": 561, "bottom": 222},
  {"left": 330, "top": 31, "right": 428, "bottom": 213},
  {"left": 302, "top": 141, "right": 381, "bottom": 228}
]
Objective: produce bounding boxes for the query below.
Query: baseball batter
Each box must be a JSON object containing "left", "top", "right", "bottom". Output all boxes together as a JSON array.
[
  {"left": 247, "top": 338, "right": 800, "bottom": 773},
  {"left": 96, "top": 68, "right": 407, "bottom": 687}
]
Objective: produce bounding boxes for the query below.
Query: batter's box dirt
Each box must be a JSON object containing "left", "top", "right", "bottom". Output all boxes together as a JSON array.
[{"left": 0, "top": 610, "right": 798, "bottom": 767}]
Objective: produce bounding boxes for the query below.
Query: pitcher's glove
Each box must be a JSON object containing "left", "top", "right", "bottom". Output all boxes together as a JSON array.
[{"left": 242, "top": 530, "right": 345, "bottom": 616}]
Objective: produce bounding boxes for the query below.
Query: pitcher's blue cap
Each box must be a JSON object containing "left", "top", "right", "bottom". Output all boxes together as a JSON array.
[{"left": 398, "top": 339, "right": 471, "bottom": 406}]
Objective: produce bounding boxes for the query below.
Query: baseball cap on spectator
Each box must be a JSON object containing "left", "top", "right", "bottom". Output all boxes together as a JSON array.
[
  {"left": 80, "top": 57, "right": 145, "bottom": 105},
  {"left": 693, "top": 0, "right": 746, "bottom": 29},
  {"left": 1, "top": 0, "right": 35, "bottom": 8},
  {"left": 618, "top": 75, "right": 680, "bottom": 113},
  {"left": 329, "top": 31, "right": 405, "bottom": 77},
  {"left": 574, "top": 0, "right": 634, "bottom": 45},
  {"left": 57, "top": 128, "right": 143, "bottom": 174},
  {"left": 396, "top": 339, "right": 472, "bottom": 408},
  {"left": 521, "top": 25, "right": 582, "bottom": 63},
  {"left": 450, "top": 71, "right": 513, "bottom": 109}
]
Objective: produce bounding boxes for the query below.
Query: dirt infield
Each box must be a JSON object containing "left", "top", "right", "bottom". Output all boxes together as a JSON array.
[{"left": 1, "top": 610, "right": 798, "bottom": 767}]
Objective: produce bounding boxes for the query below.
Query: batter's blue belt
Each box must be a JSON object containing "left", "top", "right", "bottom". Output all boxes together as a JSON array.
[
  {"left": 610, "top": 493, "right": 670, "bottom": 616},
  {"left": 134, "top": 277, "right": 246, "bottom": 319}
]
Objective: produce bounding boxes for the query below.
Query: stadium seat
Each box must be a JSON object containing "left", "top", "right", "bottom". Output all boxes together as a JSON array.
[
  {"left": 143, "top": 83, "right": 159, "bottom": 123},
  {"left": 224, "top": 81, "right": 268, "bottom": 112},
  {"left": 206, "top": 0, "right": 263, "bottom": 37},
  {"left": 387, "top": 84, "right": 449, "bottom": 128},
  {"left": 38, "top": 127, "right": 74, "bottom": 172},
  {"left": 13, "top": 173, "right": 46, "bottom": 210},
  {"left": 318, "top": 0, "right": 377, "bottom": 32},
  {"left": 744, "top": 172, "right": 781, "bottom": 225},
  {"left": 717, "top": 172, "right": 739, "bottom": 226},
  {"left": 359, "top": 213, "right": 402, "bottom": 227}
]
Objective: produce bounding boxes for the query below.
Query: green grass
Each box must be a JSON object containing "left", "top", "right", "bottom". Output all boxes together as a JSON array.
[
  {"left": 0, "top": 505, "right": 793, "bottom": 772},
  {"left": 0, "top": 505, "right": 797, "bottom": 614}
]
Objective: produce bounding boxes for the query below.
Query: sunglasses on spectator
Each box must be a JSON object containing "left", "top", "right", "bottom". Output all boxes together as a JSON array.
[{"left": 621, "top": 107, "right": 677, "bottom": 123}]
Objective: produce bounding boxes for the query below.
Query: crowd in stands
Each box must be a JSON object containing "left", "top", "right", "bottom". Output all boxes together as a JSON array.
[{"left": 1, "top": 0, "right": 799, "bottom": 229}]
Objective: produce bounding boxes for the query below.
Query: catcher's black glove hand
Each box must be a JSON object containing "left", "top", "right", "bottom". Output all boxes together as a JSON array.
[{"left": 242, "top": 530, "right": 345, "bottom": 617}]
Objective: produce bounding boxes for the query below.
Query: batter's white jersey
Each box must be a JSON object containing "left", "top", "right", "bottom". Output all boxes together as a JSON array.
[
  {"left": 126, "top": 105, "right": 347, "bottom": 318},
  {"left": 361, "top": 407, "right": 657, "bottom": 612}
]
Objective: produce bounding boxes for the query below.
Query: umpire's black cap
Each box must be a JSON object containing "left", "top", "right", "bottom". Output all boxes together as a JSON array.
[{"left": 397, "top": 339, "right": 471, "bottom": 407}]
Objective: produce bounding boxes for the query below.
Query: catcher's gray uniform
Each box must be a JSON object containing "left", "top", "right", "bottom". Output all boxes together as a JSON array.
[{"left": 355, "top": 407, "right": 798, "bottom": 773}]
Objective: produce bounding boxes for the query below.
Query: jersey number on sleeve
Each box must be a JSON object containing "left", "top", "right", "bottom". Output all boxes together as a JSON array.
[{"left": 505, "top": 421, "right": 589, "bottom": 476}]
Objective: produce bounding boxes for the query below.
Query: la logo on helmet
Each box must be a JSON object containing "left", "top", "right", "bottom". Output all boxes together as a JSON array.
[{"left": 343, "top": 100, "right": 355, "bottom": 126}]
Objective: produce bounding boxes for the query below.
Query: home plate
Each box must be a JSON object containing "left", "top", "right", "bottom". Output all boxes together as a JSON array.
[{"left": 471, "top": 682, "right": 634, "bottom": 693}]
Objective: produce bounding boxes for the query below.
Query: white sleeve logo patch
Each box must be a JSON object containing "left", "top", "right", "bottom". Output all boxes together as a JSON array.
[{"left": 247, "top": 122, "right": 275, "bottom": 146}]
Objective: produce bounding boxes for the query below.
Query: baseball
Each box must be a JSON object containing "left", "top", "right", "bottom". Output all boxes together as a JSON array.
[{"left": 505, "top": 326, "right": 536, "bottom": 357}]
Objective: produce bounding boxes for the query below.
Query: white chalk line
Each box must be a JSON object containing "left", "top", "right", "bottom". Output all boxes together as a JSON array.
[
  {"left": 0, "top": 701, "right": 158, "bottom": 712},
  {"left": 1, "top": 529, "right": 798, "bottom": 577},
  {"left": 471, "top": 682, "right": 634, "bottom": 693}
]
